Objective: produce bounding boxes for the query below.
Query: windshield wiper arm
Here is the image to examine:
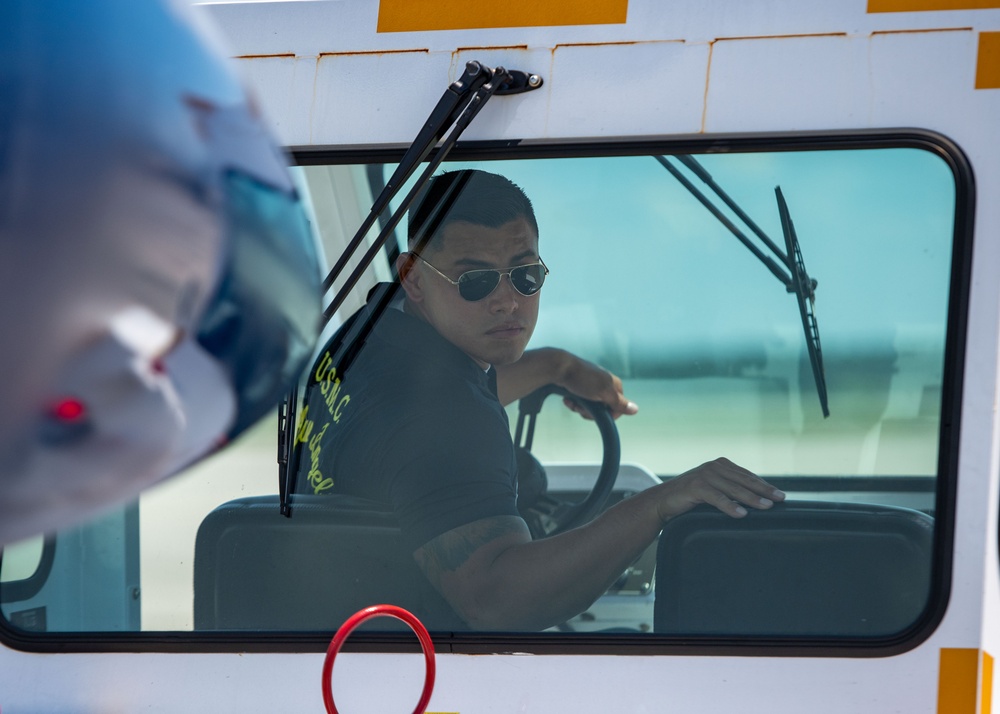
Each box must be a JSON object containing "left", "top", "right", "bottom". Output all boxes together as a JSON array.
[
  {"left": 654, "top": 155, "right": 793, "bottom": 287},
  {"left": 654, "top": 154, "right": 829, "bottom": 418},
  {"left": 675, "top": 155, "right": 794, "bottom": 281},
  {"left": 320, "top": 61, "right": 493, "bottom": 295},
  {"left": 320, "top": 64, "right": 542, "bottom": 327}
]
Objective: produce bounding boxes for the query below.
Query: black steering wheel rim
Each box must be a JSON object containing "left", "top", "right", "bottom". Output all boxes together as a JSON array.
[{"left": 514, "top": 385, "right": 621, "bottom": 537}]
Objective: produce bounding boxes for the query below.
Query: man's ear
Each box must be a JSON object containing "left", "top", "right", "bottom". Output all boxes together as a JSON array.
[{"left": 397, "top": 252, "right": 424, "bottom": 302}]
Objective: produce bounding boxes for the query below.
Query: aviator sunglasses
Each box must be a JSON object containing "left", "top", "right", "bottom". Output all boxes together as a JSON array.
[{"left": 413, "top": 254, "right": 549, "bottom": 302}]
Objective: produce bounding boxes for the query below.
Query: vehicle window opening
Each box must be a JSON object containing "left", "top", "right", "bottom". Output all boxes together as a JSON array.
[{"left": 1, "top": 136, "right": 963, "bottom": 655}]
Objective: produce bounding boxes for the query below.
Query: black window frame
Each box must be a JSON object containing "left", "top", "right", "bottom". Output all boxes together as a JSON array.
[{"left": 0, "top": 128, "right": 973, "bottom": 656}]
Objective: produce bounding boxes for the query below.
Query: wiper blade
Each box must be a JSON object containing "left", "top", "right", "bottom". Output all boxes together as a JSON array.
[
  {"left": 776, "top": 186, "right": 829, "bottom": 418},
  {"left": 654, "top": 154, "right": 829, "bottom": 418}
]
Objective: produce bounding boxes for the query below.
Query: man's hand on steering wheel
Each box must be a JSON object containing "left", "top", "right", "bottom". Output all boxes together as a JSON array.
[{"left": 551, "top": 350, "right": 639, "bottom": 420}]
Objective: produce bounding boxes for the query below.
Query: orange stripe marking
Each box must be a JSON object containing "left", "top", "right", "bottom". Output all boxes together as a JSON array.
[
  {"left": 977, "top": 32, "right": 1000, "bottom": 88},
  {"left": 869, "top": 0, "right": 1000, "bottom": 10},
  {"left": 377, "top": 0, "right": 628, "bottom": 33},
  {"left": 939, "top": 648, "right": 979, "bottom": 714},
  {"left": 983, "top": 652, "right": 994, "bottom": 714}
]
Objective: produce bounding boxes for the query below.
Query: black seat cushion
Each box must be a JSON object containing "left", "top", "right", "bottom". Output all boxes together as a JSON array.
[
  {"left": 194, "top": 494, "right": 467, "bottom": 631},
  {"left": 653, "top": 501, "right": 933, "bottom": 637}
]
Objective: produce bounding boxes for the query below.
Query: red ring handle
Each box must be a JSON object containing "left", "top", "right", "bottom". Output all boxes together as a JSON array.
[{"left": 322, "top": 605, "right": 436, "bottom": 714}]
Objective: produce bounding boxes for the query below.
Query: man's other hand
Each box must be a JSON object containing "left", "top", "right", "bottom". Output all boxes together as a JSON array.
[{"left": 653, "top": 457, "right": 786, "bottom": 522}]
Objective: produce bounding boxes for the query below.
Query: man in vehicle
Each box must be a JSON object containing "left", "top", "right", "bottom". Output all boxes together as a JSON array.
[{"left": 296, "top": 169, "right": 784, "bottom": 631}]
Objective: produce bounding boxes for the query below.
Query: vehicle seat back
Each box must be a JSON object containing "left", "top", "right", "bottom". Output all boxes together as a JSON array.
[
  {"left": 653, "top": 501, "right": 934, "bottom": 636},
  {"left": 193, "top": 494, "right": 467, "bottom": 631}
]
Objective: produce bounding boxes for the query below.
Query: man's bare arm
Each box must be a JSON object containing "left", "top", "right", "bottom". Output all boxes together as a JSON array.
[
  {"left": 414, "top": 457, "right": 784, "bottom": 631},
  {"left": 494, "top": 347, "right": 638, "bottom": 418}
]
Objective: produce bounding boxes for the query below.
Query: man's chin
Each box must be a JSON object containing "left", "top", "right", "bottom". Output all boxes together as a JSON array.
[
  {"left": 474, "top": 345, "right": 526, "bottom": 367},
  {"left": 487, "top": 345, "right": 529, "bottom": 368}
]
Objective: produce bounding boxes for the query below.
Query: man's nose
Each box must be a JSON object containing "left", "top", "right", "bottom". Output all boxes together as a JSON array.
[{"left": 488, "top": 273, "right": 519, "bottom": 312}]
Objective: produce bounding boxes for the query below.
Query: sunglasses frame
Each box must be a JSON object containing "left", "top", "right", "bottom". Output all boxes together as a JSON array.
[{"left": 412, "top": 254, "right": 549, "bottom": 302}]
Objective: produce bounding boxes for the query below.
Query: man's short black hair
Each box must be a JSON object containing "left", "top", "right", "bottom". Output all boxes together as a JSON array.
[{"left": 407, "top": 170, "right": 538, "bottom": 253}]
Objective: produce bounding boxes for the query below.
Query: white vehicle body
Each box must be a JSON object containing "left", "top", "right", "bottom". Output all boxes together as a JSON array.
[{"left": 2, "top": 1, "right": 1000, "bottom": 712}]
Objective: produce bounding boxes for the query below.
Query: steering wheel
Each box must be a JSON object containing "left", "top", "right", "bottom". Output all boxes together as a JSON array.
[{"left": 514, "top": 385, "right": 621, "bottom": 539}]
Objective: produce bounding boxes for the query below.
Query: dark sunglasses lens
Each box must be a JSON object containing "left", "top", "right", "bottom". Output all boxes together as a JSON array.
[
  {"left": 511, "top": 264, "right": 546, "bottom": 296},
  {"left": 458, "top": 270, "right": 501, "bottom": 301}
]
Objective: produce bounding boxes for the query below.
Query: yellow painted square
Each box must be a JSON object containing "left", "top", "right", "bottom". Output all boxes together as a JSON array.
[
  {"left": 976, "top": 32, "right": 1000, "bottom": 89},
  {"left": 869, "top": 0, "right": 1000, "bottom": 11},
  {"left": 983, "top": 651, "right": 994, "bottom": 714},
  {"left": 938, "top": 648, "right": 979, "bottom": 714},
  {"left": 377, "top": 0, "right": 628, "bottom": 33}
]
